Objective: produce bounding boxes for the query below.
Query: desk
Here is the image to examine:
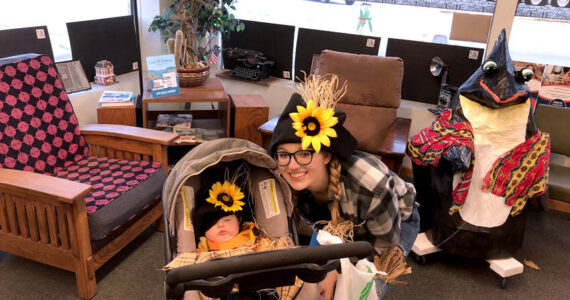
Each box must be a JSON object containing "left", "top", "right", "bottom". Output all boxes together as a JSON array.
[{"left": 142, "top": 78, "right": 231, "bottom": 143}]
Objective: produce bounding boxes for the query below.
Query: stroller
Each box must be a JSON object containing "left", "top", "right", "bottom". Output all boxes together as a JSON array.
[{"left": 161, "top": 138, "right": 372, "bottom": 299}]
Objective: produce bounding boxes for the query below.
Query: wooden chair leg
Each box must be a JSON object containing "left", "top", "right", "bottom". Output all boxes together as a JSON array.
[
  {"left": 157, "top": 216, "right": 165, "bottom": 232},
  {"left": 75, "top": 258, "right": 97, "bottom": 300}
]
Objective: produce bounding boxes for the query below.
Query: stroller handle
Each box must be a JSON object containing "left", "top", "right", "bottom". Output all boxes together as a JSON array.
[{"left": 166, "top": 241, "right": 373, "bottom": 297}]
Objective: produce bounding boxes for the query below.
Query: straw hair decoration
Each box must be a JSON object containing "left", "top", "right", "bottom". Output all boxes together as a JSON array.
[{"left": 296, "top": 72, "right": 348, "bottom": 110}]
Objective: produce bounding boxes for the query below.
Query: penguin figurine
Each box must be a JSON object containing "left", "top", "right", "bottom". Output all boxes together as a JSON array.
[{"left": 408, "top": 30, "right": 550, "bottom": 259}]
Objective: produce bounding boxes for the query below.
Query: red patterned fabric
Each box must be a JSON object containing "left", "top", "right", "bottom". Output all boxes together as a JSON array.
[
  {"left": 449, "top": 167, "right": 474, "bottom": 214},
  {"left": 0, "top": 54, "right": 89, "bottom": 175},
  {"left": 55, "top": 156, "right": 163, "bottom": 213},
  {"left": 407, "top": 109, "right": 474, "bottom": 167},
  {"left": 406, "top": 109, "right": 475, "bottom": 214},
  {"left": 481, "top": 131, "right": 550, "bottom": 216}
]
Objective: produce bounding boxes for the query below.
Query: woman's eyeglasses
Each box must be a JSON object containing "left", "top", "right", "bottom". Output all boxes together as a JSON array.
[{"left": 274, "top": 150, "right": 315, "bottom": 166}]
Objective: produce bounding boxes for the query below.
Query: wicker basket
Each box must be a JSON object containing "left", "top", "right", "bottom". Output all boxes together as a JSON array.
[{"left": 177, "top": 64, "right": 210, "bottom": 87}]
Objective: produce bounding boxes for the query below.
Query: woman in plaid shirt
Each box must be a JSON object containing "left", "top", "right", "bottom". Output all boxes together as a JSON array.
[{"left": 268, "top": 77, "right": 419, "bottom": 299}]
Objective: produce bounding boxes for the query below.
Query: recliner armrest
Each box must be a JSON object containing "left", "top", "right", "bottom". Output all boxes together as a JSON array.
[
  {"left": 378, "top": 117, "right": 411, "bottom": 175},
  {"left": 378, "top": 117, "right": 411, "bottom": 158}
]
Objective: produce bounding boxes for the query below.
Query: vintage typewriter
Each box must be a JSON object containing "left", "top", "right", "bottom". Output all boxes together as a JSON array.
[{"left": 223, "top": 47, "right": 275, "bottom": 81}]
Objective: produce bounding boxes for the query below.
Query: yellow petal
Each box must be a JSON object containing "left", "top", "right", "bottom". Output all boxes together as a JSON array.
[
  {"left": 319, "top": 134, "right": 331, "bottom": 147},
  {"left": 321, "top": 109, "right": 334, "bottom": 119},
  {"left": 306, "top": 100, "right": 315, "bottom": 110},
  {"left": 290, "top": 112, "right": 300, "bottom": 122},
  {"left": 311, "top": 138, "right": 321, "bottom": 153},
  {"left": 295, "top": 130, "right": 305, "bottom": 138},
  {"left": 322, "top": 118, "right": 338, "bottom": 129},
  {"left": 301, "top": 136, "right": 311, "bottom": 149},
  {"left": 323, "top": 127, "right": 337, "bottom": 138},
  {"left": 312, "top": 106, "right": 323, "bottom": 117},
  {"left": 292, "top": 122, "right": 303, "bottom": 130}
]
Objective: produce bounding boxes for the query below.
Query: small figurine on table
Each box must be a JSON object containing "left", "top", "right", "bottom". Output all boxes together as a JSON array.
[{"left": 94, "top": 60, "right": 116, "bottom": 85}]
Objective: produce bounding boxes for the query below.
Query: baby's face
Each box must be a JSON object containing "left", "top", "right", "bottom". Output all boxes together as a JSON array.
[{"left": 205, "top": 214, "right": 240, "bottom": 243}]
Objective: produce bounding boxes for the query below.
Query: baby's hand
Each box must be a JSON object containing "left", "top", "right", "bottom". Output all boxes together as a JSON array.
[{"left": 318, "top": 270, "right": 338, "bottom": 300}]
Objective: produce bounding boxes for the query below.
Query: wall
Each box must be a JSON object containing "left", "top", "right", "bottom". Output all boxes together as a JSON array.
[{"left": 66, "top": 0, "right": 437, "bottom": 170}]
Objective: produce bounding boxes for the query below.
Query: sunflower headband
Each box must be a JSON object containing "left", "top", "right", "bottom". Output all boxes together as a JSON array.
[
  {"left": 290, "top": 74, "right": 348, "bottom": 153},
  {"left": 206, "top": 181, "right": 245, "bottom": 213}
]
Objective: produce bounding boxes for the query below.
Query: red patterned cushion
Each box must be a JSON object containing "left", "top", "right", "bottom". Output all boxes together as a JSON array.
[
  {"left": 0, "top": 54, "right": 89, "bottom": 175},
  {"left": 55, "top": 157, "right": 163, "bottom": 213}
]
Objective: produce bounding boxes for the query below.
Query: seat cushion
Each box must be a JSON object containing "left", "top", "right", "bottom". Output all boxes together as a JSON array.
[
  {"left": 337, "top": 103, "right": 396, "bottom": 154},
  {"left": 55, "top": 156, "right": 166, "bottom": 240},
  {"left": 548, "top": 164, "right": 570, "bottom": 204},
  {"left": 315, "top": 50, "right": 403, "bottom": 108}
]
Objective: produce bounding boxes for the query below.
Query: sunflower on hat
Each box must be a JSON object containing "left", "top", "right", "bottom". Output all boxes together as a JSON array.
[
  {"left": 290, "top": 74, "right": 347, "bottom": 153},
  {"left": 206, "top": 181, "right": 245, "bottom": 213}
]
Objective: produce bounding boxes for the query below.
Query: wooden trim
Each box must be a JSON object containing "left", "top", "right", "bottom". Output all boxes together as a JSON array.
[
  {"left": 84, "top": 135, "right": 157, "bottom": 157},
  {"left": 401, "top": 166, "right": 413, "bottom": 179},
  {"left": 80, "top": 124, "right": 178, "bottom": 145},
  {"left": 378, "top": 117, "right": 411, "bottom": 158},
  {"left": 0, "top": 232, "right": 76, "bottom": 271},
  {"left": 548, "top": 198, "right": 570, "bottom": 214},
  {"left": 0, "top": 169, "right": 91, "bottom": 204}
]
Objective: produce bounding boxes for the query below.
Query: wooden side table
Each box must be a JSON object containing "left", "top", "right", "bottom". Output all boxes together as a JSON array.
[
  {"left": 142, "top": 77, "right": 231, "bottom": 143},
  {"left": 97, "top": 103, "right": 136, "bottom": 126},
  {"left": 231, "top": 94, "right": 269, "bottom": 146}
]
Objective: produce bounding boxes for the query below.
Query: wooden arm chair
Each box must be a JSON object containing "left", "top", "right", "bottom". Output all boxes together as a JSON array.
[
  {"left": 259, "top": 50, "right": 411, "bottom": 174},
  {"left": 0, "top": 54, "right": 178, "bottom": 299}
]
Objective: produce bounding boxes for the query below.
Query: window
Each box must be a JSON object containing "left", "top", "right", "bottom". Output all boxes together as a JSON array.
[{"left": 0, "top": 0, "right": 131, "bottom": 62}]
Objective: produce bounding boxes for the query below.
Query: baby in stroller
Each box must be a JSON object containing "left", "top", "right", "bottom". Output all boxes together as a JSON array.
[
  {"left": 162, "top": 139, "right": 372, "bottom": 300},
  {"left": 192, "top": 170, "right": 273, "bottom": 253}
]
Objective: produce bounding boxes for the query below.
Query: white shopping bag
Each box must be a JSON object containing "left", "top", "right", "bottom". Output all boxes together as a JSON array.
[
  {"left": 333, "top": 258, "right": 377, "bottom": 300},
  {"left": 316, "top": 231, "right": 382, "bottom": 300}
]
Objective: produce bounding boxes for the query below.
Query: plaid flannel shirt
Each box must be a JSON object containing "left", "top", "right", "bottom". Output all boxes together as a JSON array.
[
  {"left": 298, "top": 151, "right": 416, "bottom": 253},
  {"left": 340, "top": 151, "right": 417, "bottom": 252}
]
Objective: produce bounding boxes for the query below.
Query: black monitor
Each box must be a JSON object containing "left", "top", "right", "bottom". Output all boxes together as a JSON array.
[
  {"left": 295, "top": 28, "right": 380, "bottom": 81},
  {"left": 0, "top": 26, "right": 54, "bottom": 61},
  {"left": 67, "top": 15, "right": 140, "bottom": 82},
  {"left": 222, "top": 19, "right": 295, "bottom": 79},
  {"left": 386, "top": 38, "right": 484, "bottom": 105}
]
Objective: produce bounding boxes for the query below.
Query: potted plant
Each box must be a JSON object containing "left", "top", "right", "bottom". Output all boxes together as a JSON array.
[{"left": 149, "top": 0, "right": 244, "bottom": 87}]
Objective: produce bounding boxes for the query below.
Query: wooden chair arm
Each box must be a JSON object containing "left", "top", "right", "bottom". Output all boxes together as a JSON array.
[
  {"left": 0, "top": 169, "right": 91, "bottom": 204},
  {"left": 378, "top": 117, "right": 411, "bottom": 158},
  {"left": 377, "top": 117, "right": 411, "bottom": 175},
  {"left": 80, "top": 124, "right": 178, "bottom": 170},
  {"left": 79, "top": 124, "right": 178, "bottom": 146}
]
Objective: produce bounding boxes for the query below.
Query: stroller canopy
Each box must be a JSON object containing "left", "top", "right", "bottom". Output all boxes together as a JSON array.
[{"left": 163, "top": 138, "right": 293, "bottom": 237}]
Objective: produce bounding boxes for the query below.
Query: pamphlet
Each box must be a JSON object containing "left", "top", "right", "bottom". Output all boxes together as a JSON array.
[
  {"left": 98, "top": 90, "right": 134, "bottom": 107},
  {"left": 156, "top": 114, "right": 193, "bottom": 128},
  {"left": 146, "top": 54, "right": 180, "bottom": 98},
  {"left": 537, "top": 64, "right": 570, "bottom": 108}
]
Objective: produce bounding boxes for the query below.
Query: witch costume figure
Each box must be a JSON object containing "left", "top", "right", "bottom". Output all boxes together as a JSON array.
[{"left": 407, "top": 30, "right": 550, "bottom": 260}]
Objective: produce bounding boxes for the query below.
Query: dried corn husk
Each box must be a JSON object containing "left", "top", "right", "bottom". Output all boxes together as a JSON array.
[
  {"left": 374, "top": 247, "right": 412, "bottom": 285},
  {"left": 524, "top": 259, "right": 540, "bottom": 270}
]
